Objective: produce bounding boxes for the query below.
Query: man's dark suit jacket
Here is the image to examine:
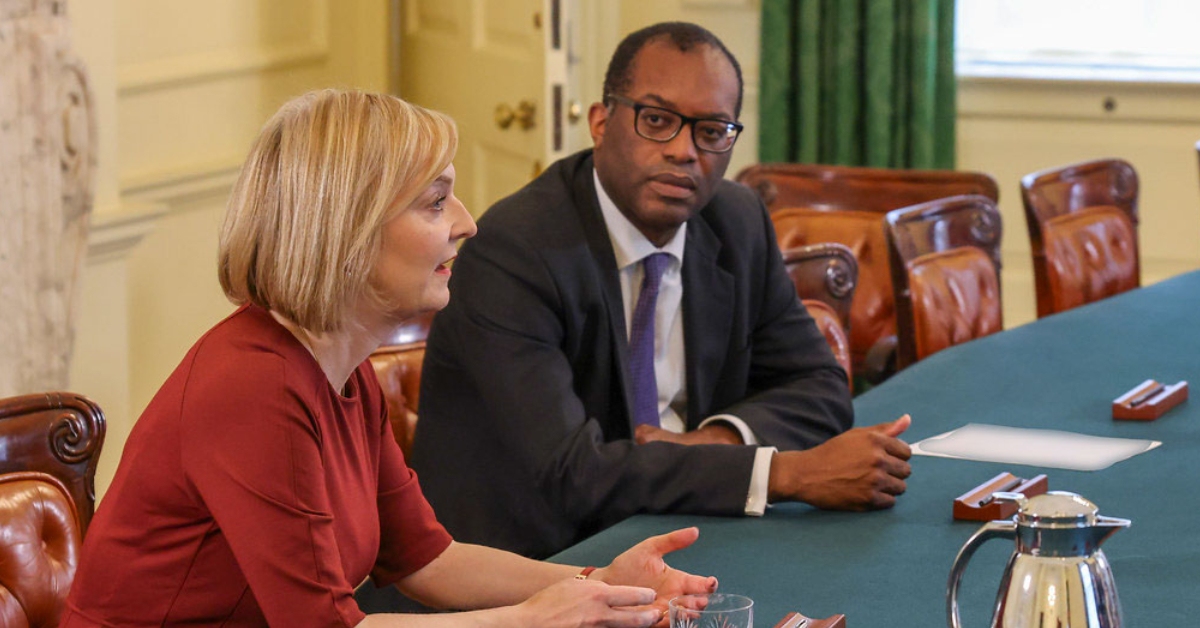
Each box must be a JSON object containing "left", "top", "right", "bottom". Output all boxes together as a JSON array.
[{"left": 411, "top": 150, "right": 853, "bottom": 558}]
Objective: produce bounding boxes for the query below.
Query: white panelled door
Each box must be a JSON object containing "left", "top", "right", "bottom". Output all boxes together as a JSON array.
[{"left": 399, "top": 0, "right": 572, "bottom": 217}]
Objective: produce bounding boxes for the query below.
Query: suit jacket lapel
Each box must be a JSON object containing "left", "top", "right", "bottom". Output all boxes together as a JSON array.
[
  {"left": 570, "top": 154, "right": 637, "bottom": 427},
  {"left": 682, "top": 215, "right": 734, "bottom": 428}
]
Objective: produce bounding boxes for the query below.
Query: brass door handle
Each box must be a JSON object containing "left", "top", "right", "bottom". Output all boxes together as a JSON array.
[{"left": 494, "top": 100, "right": 537, "bottom": 130}]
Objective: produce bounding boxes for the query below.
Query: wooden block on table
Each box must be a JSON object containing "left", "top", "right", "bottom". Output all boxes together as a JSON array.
[
  {"left": 774, "top": 611, "right": 847, "bottom": 628},
  {"left": 1112, "top": 379, "right": 1188, "bottom": 421},
  {"left": 952, "top": 472, "right": 1048, "bottom": 521}
]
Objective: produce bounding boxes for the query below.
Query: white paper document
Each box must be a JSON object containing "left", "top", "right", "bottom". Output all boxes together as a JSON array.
[{"left": 911, "top": 423, "right": 1161, "bottom": 471}]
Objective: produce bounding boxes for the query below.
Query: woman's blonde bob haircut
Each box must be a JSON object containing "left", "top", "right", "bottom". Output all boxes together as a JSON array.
[{"left": 219, "top": 89, "right": 457, "bottom": 331}]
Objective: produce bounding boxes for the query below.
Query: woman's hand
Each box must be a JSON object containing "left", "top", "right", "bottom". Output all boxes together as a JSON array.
[
  {"left": 593, "top": 527, "right": 718, "bottom": 624},
  {"left": 511, "top": 578, "right": 659, "bottom": 628}
]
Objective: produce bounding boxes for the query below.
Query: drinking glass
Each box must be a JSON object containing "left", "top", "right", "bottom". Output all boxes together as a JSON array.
[{"left": 669, "top": 593, "right": 754, "bottom": 628}]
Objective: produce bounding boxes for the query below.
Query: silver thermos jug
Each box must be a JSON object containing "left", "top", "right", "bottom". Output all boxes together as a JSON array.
[{"left": 947, "top": 491, "right": 1130, "bottom": 628}]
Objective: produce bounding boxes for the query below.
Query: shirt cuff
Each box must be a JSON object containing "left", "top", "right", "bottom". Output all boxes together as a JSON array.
[
  {"left": 698, "top": 414, "right": 759, "bottom": 445},
  {"left": 745, "top": 446, "right": 777, "bottom": 516},
  {"left": 696, "top": 416, "right": 769, "bottom": 516}
]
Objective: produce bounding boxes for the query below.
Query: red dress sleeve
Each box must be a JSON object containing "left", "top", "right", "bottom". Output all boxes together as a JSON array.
[{"left": 370, "top": 417, "right": 453, "bottom": 586}]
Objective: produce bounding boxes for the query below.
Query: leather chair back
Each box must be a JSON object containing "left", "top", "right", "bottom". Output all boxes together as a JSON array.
[
  {"left": 773, "top": 209, "right": 889, "bottom": 380},
  {"left": 1020, "top": 158, "right": 1140, "bottom": 317},
  {"left": 0, "top": 392, "right": 106, "bottom": 628},
  {"left": 369, "top": 312, "right": 434, "bottom": 458},
  {"left": 906, "top": 248, "right": 1002, "bottom": 362},
  {"left": 737, "top": 163, "right": 999, "bottom": 214},
  {"left": 1041, "top": 206, "right": 1138, "bottom": 314},
  {"left": 886, "top": 195, "right": 1003, "bottom": 369},
  {"left": 740, "top": 162, "right": 998, "bottom": 383},
  {"left": 780, "top": 243, "right": 857, "bottom": 387}
]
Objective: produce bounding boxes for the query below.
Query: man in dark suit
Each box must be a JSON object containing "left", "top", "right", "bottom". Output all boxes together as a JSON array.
[{"left": 411, "top": 22, "right": 912, "bottom": 558}]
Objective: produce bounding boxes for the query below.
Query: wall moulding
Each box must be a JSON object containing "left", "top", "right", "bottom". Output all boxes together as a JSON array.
[
  {"left": 87, "top": 202, "right": 166, "bottom": 265},
  {"left": 959, "top": 77, "right": 1200, "bottom": 125},
  {"left": 116, "top": 0, "right": 329, "bottom": 96},
  {"left": 117, "top": 42, "right": 328, "bottom": 96},
  {"left": 120, "top": 157, "right": 243, "bottom": 212},
  {"left": 681, "top": 0, "right": 754, "bottom": 7}
]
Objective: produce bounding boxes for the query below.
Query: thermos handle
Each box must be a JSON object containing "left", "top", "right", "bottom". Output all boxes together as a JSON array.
[{"left": 947, "top": 520, "right": 1016, "bottom": 628}]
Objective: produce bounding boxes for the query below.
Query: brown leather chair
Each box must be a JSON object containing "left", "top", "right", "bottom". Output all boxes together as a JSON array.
[
  {"left": 1020, "top": 158, "right": 1140, "bottom": 318},
  {"left": 737, "top": 163, "right": 1000, "bottom": 215},
  {"left": 885, "top": 195, "right": 1003, "bottom": 370},
  {"left": 742, "top": 162, "right": 999, "bottom": 383},
  {"left": 369, "top": 312, "right": 435, "bottom": 459},
  {"left": 771, "top": 207, "right": 889, "bottom": 383},
  {"left": 780, "top": 242, "right": 857, "bottom": 387},
  {"left": 0, "top": 391, "right": 106, "bottom": 628}
]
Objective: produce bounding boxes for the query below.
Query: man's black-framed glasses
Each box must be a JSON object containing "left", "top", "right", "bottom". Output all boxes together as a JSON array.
[{"left": 606, "top": 94, "right": 743, "bottom": 154}]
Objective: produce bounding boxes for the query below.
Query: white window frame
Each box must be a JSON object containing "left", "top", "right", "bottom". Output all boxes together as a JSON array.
[{"left": 956, "top": 0, "right": 1200, "bottom": 84}]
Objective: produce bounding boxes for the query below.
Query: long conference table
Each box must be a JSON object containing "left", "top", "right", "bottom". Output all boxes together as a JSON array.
[{"left": 551, "top": 270, "right": 1200, "bottom": 626}]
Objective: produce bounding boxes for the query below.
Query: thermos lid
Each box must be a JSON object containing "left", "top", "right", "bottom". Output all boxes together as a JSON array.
[{"left": 1016, "top": 491, "right": 1097, "bottom": 528}]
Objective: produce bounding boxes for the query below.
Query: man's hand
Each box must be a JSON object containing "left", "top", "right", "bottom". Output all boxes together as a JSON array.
[
  {"left": 768, "top": 414, "right": 913, "bottom": 510},
  {"left": 593, "top": 527, "right": 718, "bottom": 624},
  {"left": 635, "top": 423, "right": 742, "bottom": 446}
]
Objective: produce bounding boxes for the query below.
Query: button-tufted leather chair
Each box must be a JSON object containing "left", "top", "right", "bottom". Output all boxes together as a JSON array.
[
  {"left": 369, "top": 312, "right": 435, "bottom": 459},
  {"left": 885, "top": 195, "right": 1004, "bottom": 369},
  {"left": 1021, "top": 158, "right": 1140, "bottom": 318},
  {"left": 740, "top": 162, "right": 998, "bottom": 384},
  {"left": 771, "top": 208, "right": 890, "bottom": 384},
  {"left": 0, "top": 392, "right": 105, "bottom": 628},
  {"left": 780, "top": 242, "right": 858, "bottom": 389}
]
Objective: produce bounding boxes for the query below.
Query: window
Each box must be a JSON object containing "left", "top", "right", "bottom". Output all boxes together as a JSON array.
[{"left": 956, "top": 0, "right": 1200, "bottom": 82}]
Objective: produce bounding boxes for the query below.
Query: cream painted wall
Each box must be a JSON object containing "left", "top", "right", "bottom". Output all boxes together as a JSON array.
[{"left": 68, "top": 0, "right": 391, "bottom": 496}]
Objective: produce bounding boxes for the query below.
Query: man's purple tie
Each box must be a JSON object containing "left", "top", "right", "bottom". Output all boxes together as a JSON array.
[{"left": 629, "top": 252, "right": 671, "bottom": 428}]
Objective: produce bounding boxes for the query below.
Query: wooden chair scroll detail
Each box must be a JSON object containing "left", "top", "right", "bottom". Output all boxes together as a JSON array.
[
  {"left": 0, "top": 391, "right": 106, "bottom": 628},
  {"left": 781, "top": 242, "right": 857, "bottom": 388}
]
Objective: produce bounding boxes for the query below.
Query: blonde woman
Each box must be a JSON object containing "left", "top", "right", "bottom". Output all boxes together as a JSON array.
[{"left": 62, "top": 90, "right": 716, "bottom": 628}]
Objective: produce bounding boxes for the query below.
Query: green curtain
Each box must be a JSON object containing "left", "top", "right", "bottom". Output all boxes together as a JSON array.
[{"left": 759, "top": 0, "right": 956, "bottom": 169}]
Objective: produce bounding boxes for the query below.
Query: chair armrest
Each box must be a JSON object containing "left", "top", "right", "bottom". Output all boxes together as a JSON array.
[{"left": 861, "top": 334, "right": 898, "bottom": 386}]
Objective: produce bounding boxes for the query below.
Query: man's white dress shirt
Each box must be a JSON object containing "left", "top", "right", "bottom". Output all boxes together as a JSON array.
[{"left": 594, "top": 171, "right": 774, "bottom": 515}]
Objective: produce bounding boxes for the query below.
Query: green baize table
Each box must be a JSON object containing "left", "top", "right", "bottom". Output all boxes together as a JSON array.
[{"left": 552, "top": 270, "right": 1200, "bottom": 626}]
